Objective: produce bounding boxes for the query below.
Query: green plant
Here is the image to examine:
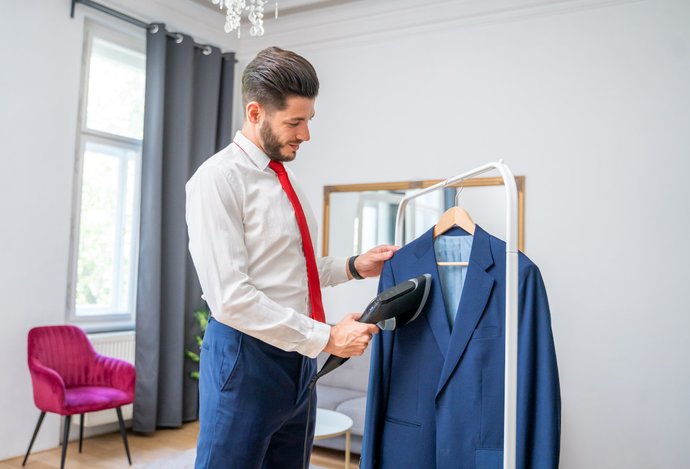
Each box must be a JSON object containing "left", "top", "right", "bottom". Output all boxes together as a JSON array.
[{"left": 185, "top": 308, "right": 210, "bottom": 380}]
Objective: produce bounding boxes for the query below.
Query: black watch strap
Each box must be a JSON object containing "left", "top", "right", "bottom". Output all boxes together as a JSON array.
[{"left": 349, "top": 255, "right": 364, "bottom": 280}]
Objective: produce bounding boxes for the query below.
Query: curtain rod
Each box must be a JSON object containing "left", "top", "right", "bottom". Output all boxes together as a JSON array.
[
  {"left": 71, "top": 0, "right": 148, "bottom": 29},
  {"left": 70, "top": 0, "right": 235, "bottom": 57}
]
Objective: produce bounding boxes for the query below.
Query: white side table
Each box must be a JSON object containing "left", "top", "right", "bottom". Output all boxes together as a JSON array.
[{"left": 313, "top": 408, "right": 353, "bottom": 469}]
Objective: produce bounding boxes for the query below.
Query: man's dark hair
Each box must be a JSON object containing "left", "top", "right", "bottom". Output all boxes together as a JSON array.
[{"left": 241, "top": 46, "right": 319, "bottom": 112}]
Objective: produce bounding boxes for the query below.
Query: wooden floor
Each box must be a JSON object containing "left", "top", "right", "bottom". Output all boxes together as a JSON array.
[{"left": 0, "top": 421, "right": 358, "bottom": 469}]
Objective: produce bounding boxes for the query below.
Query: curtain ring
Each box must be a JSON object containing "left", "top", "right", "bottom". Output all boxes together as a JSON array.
[
  {"left": 202, "top": 45, "right": 213, "bottom": 56},
  {"left": 149, "top": 24, "right": 159, "bottom": 34},
  {"left": 173, "top": 33, "right": 184, "bottom": 44}
]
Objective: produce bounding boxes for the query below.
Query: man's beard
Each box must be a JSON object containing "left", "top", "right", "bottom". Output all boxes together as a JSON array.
[{"left": 260, "top": 121, "right": 299, "bottom": 162}]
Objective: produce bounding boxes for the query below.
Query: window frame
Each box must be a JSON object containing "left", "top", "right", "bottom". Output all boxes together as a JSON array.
[{"left": 66, "top": 19, "right": 146, "bottom": 332}]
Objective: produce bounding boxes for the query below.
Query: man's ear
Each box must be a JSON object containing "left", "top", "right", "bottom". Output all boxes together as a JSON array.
[{"left": 246, "top": 101, "right": 263, "bottom": 124}]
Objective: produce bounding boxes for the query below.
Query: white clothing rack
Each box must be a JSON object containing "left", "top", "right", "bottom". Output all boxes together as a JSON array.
[{"left": 394, "top": 161, "right": 519, "bottom": 469}]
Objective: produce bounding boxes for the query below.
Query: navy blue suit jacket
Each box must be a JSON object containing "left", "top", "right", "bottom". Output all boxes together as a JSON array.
[{"left": 360, "top": 226, "right": 560, "bottom": 469}]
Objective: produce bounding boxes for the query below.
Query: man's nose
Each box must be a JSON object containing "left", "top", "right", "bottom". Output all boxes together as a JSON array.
[{"left": 297, "top": 124, "right": 310, "bottom": 142}]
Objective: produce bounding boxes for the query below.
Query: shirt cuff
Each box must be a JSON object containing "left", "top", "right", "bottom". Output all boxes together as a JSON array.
[
  {"left": 331, "top": 256, "right": 350, "bottom": 285},
  {"left": 299, "top": 320, "right": 331, "bottom": 358}
]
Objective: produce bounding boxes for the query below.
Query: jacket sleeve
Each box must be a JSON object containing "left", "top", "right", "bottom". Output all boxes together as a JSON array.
[
  {"left": 517, "top": 264, "right": 561, "bottom": 469},
  {"left": 360, "top": 259, "right": 395, "bottom": 469}
]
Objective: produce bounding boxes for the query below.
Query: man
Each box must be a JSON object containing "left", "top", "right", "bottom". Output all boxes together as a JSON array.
[{"left": 186, "top": 46, "right": 396, "bottom": 468}]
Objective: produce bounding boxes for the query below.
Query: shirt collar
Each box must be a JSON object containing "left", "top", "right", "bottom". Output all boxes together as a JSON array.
[{"left": 233, "top": 131, "right": 271, "bottom": 171}]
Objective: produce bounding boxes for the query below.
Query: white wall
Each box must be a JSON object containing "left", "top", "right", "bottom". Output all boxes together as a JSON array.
[
  {"left": 2, "top": 0, "right": 689, "bottom": 466},
  {"left": 1, "top": 0, "right": 82, "bottom": 459},
  {"left": 0, "top": 0, "right": 238, "bottom": 460},
  {"left": 243, "top": 0, "right": 690, "bottom": 467}
]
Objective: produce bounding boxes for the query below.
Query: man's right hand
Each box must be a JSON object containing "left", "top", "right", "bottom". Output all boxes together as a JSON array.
[{"left": 323, "top": 313, "right": 380, "bottom": 358}]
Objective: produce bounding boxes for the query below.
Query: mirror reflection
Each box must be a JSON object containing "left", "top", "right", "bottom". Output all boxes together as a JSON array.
[{"left": 323, "top": 177, "right": 525, "bottom": 257}]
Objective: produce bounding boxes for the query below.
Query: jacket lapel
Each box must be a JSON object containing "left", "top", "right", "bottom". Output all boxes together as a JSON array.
[
  {"left": 414, "top": 228, "right": 451, "bottom": 357},
  {"left": 436, "top": 225, "right": 495, "bottom": 397}
]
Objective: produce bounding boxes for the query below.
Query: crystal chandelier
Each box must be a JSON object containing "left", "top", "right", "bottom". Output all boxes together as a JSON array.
[{"left": 210, "top": 0, "right": 279, "bottom": 38}]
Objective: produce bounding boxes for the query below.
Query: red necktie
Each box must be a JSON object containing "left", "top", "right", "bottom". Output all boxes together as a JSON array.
[{"left": 268, "top": 160, "right": 326, "bottom": 323}]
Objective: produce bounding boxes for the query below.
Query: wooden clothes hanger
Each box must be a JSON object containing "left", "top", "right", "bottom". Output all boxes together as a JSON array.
[{"left": 433, "top": 185, "right": 475, "bottom": 267}]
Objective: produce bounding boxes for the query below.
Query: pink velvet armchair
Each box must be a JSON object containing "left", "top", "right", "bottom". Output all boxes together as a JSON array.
[{"left": 23, "top": 325, "right": 135, "bottom": 468}]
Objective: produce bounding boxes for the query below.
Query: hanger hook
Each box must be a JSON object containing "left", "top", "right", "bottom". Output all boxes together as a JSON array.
[{"left": 454, "top": 183, "right": 465, "bottom": 206}]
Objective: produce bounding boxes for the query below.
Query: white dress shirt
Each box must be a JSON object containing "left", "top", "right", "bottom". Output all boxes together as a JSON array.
[{"left": 186, "top": 131, "right": 349, "bottom": 358}]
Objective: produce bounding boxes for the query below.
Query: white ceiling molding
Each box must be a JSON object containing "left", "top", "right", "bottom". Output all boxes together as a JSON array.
[
  {"left": 272, "top": 0, "right": 365, "bottom": 18},
  {"left": 234, "top": 0, "right": 644, "bottom": 57}
]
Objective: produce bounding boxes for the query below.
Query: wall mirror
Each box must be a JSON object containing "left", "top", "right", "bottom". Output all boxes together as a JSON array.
[{"left": 323, "top": 177, "right": 525, "bottom": 257}]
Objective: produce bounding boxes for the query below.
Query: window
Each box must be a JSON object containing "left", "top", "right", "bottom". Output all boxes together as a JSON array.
[{"left": 68, "top": 21, "right": 146, "bottom": 329}]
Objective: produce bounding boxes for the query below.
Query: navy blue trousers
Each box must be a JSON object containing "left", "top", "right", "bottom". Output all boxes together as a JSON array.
[{"left": 195, "top": 318, "right": 317, "bottom": 469}]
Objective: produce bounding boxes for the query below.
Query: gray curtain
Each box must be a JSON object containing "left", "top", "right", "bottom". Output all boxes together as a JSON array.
[{"left": 134, "top": 23, "right": 236, "bottom": 433}]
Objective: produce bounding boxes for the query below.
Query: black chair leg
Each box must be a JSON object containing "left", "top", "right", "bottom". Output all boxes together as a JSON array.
[
  {"left": 79, "top": 413, "right": 84, "bottom": 453},
  {"left": 116, "top": 407, "right": 132, "bottom": 465},
  {"left": 60, "top": 415, "right": 71, "bottom": 469},
  {"left": 22, "top": 411, "right": 46, "bottom": 466}
]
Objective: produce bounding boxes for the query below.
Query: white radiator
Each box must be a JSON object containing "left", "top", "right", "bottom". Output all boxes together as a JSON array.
[{"left": 83, "top": 330, "right": 136, "bottom": 427}]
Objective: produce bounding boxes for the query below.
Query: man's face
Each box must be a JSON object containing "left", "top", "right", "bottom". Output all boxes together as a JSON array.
[{"left": 258, "top": 96, "right": 315, "bottom": 162}]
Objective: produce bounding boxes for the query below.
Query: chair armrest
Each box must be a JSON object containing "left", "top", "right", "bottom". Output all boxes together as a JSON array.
[
  {"left": 28, "top": 359, "right": 66, "bottom": 414},
  {"left": 94, "top": 354, "right": 136, "bottom": 399}
]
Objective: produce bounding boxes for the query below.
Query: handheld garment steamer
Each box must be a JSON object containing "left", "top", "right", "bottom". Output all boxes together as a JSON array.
[{"left": 301, "top": 273, "right": 432, "bottom": 468}]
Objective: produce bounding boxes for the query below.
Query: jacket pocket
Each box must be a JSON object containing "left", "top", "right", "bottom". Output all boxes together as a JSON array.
[
  {"left": 384, "top": 416, "right": 421, "bottom": 428},
  {"left": 475, "top": 448, "right": 503, "bottom": 469}
]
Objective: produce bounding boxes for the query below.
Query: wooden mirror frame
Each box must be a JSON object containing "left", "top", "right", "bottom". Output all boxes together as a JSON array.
[{"left": 322, "top": 176, "right": 525, "bottom": 256}]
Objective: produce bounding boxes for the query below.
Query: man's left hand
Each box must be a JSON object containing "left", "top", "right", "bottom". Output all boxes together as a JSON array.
[{"left": 350, "top": 245, "right": 399, "bottom": 279}]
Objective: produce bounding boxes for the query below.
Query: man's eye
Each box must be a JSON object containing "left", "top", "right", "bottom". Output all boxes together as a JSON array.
[{"left": 287, "top": 122, "right": 299, "bottom": 127}]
